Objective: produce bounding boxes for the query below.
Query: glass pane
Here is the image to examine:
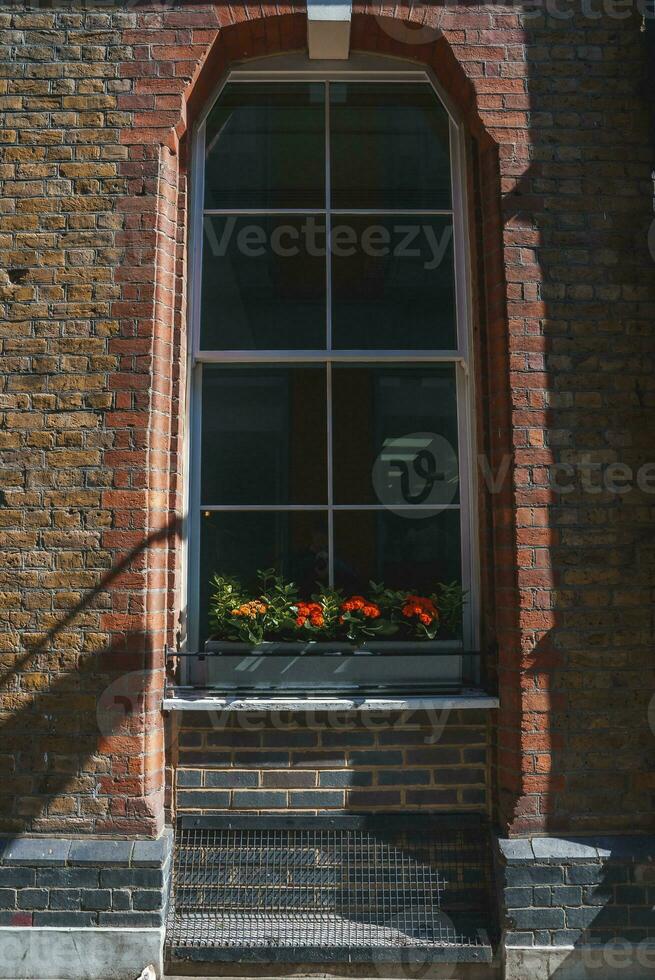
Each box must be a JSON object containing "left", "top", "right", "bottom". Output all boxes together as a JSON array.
[
  {"left": 331, "top": 215, "right": 456, "bottom": 349},
  {"left": 199, "top": 511, "right": 329, "bottom": 646},
  {"left": 332, "top": 365, "right": 459, "bottom": 506},
  {"left": 200, "top": 215, "right": 327, "bottom": 350},
  {"left": 330, "top": 82, "right": 451, "bottom": 210},
  {"left": 334, "top": 509, "right": 461, "bottom": 595},
  {"left": 201, "top": 365, "right": 327, "bottom": 505},
  {"left": 204, "top": 82, "right": 325, "bottom": 209}
]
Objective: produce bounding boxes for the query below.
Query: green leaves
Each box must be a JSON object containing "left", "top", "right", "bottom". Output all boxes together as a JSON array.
[
  {"left": 207, "top": 569, "right": 466, "bottom": 644},
  {"left": 435, "top": 580, "right": 467, "bottom": 636}
]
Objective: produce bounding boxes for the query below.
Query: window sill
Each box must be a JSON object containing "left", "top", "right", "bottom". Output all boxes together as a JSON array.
[{"left": 162, "top": 689, "right": 499, "bottom": 712}]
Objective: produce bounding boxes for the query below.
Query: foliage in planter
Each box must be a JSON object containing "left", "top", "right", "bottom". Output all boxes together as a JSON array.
[
  {"left": 370, "top": 581, "right": 466, "bottom": 640},
  {"left": 208, "top": 569, "right": 297, "bottom": 644},
  {"left": 209, "top": 569, "right": 466, "bottom": 645}
]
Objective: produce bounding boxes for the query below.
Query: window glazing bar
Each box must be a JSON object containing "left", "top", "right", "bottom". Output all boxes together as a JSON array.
[
  {"left": 199, "top": 504, "right": 462, "bottom": 512},
  {"left": 194, "top": 351, "right": 466, "bottom": 363},
  {"left": 202, "top": 209, "right": 455, "bottom": 216}
]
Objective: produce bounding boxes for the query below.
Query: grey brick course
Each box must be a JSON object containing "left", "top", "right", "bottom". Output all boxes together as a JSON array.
[
  {"left": 511, "top": 908, "right": 566, "bottom": 930},
  {"left": 132, "top": 890, "right": 163, "bottom": 911},
  {"left": 33, "top": 912, "right": 97, "bottom": 927},
  {"left": 551, "top": 885, "right": 583, "bottom": 906},
  {"left": 49, "top": 889, "right": 81, "bottom": 911},
  {"left": 100, "top": 868, "right": 164, "bottom": 889},
  {"left": 110, "top": 889, "right": 131, "bottom": 911},
  {"left": 80, "top": 889, "right": 112, "bottom": 911},
  {"left": 204, "top": 770, "right": 259, "bottom": 788},
  {"left": 36, "top": 868, "right": 99, "bottom": 888},
  {"left": 498, "top": 834, "right": 655, "bottom": 950},
  {"left": 288, "top": 790, "right": 345, "bottom": 808},
  {"left": 17, "top": 888, "right": 48, "bottom": 910},
  {"left": 0, "top": 831, "right": 172, "bottom": 933},
  {"left": 505, "top": 865, "right": 565, "bottom": 886},
  {"left": 0, "top": 868, "right": 34, "bottom": 887},
  {"left": 0, "top": 889, "right": 16, "bottom": 909},
  {"left": 97, "top": 912, "right": 162, "bottom": 927}
]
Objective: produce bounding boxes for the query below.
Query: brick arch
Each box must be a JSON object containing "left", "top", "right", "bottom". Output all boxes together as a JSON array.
[
  {"left": 126, "top": 5, "right": 519, "bottom": 834},
  {"left": 173, "top": 10, "right": 494, "bottom": 158}
]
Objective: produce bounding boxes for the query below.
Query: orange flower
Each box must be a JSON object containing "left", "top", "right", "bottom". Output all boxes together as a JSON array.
[
  {"left": 341, "top": 595, "right": 366, "bottom": 613},
  {"left": 231, "top": 600, "right": 267, "bottom": 619},
  {"left": 340, "top": 596, "right": 381, "bottom": 620},
  {"left": 401, "top": 595, "right": 438, "bottom": 625},
  {"left": 296, "top": 601, "right": 325, "bottom": 628}
]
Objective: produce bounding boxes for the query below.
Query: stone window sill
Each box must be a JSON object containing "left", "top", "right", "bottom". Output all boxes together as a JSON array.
[{"left": 162, "top": 689, "right": 499, "bottom": 712}]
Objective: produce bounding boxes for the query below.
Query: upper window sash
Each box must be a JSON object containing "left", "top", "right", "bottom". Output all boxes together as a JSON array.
[{"left": 190, "top": 72, "right": 469, "bottom": 363}]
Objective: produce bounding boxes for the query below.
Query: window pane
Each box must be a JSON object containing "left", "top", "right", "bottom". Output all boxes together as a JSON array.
[
  {"left": 201, "top": 365, "right": 327, "bottom": 505},
  {"left": 332, "top": 365, "right": 459, "bottom": 506},
  {"left": 204, "top": 82, "right": 325, "bottom": 209},
  {"left": 330, "top": 83, "right": 451, "bottom": 210},
  {"left": 200, "top": 215, "right": 327, "bottom": 350},
  {"left": 199, "top": 511, "right": 329, "bottom": 645},
  {"left": 334, "top": 509, "right": 461, "bottom": 595},
  {"left": 331, "top": 215, "right": 456, "bottom": 349}
]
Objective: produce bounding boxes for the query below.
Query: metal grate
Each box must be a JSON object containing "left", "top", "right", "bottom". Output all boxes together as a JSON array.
[{"left": 166, "top": 815, "right": 496, "bottom": 963}]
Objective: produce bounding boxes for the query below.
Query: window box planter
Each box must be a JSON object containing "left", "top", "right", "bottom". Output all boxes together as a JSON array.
[{"left": 202, "top": 639, "right": 466, "bottom": 695}]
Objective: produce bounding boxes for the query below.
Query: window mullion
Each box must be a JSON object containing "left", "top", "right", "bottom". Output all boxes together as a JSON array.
[
  {"left": 325, "top": 80, "right": 335, "bottom": 588},
  {"left": 325, "top": 79, "right": 332, "bottom": 352},
  {"left": 327, "top": 360, "right": 334, "bottom": 589}
]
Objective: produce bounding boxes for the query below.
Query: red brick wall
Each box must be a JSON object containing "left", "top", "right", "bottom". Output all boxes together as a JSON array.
[{"left": 1, "top": 3, "right": 653, "bottom": 837}]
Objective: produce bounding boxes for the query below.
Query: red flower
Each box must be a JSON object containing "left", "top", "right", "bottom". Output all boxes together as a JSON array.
[{"left": 401, "top": 595, "right": 438, "bottom": 625}]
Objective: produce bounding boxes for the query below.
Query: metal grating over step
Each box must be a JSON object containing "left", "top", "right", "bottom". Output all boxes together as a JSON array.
[{"left": 165, "top": 815, "right": 497, "bottom": 963}]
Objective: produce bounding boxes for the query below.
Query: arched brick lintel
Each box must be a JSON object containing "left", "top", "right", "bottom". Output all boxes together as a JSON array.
[{"left": 173, "top": 11, "right": 495, "bottom": 163}]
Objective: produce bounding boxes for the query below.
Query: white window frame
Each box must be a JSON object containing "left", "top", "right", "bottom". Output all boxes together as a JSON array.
[{"left": 183, "top": 63, "right": 480, "bottom": 680}]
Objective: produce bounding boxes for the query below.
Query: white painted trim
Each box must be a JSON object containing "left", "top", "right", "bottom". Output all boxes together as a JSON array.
[
  {"left": 0, "top": 926, "right": 164, "bottom": 980},
  {"left": 307, "top": 0, "right": 353, "bottom": 22},
  {"left": 163, "top": 692, "right": 499, "bottom": 711}
]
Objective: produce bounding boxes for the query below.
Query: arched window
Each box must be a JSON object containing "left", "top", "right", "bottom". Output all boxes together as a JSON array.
[{"left": 187, "top": 65, "right": 478, "bottom": 692}]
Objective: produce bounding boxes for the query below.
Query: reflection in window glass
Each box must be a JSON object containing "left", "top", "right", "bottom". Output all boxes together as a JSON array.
[
  {"left": 330, "top": 82, "right": 452, "bottom": 210},
  {"left": 201, "top": 365, "right": 327, "bottom": 505},
  {"left": 332, "top": 365, "right": 459, "bottom": 506},
  {"left": 199, "top": 511, "right": 329, "bottom": 645},
  {"left": 334, "top": 509, "right": 461, "bottom": 596},
  {"left": 201, "top": 215, "right": 327, "bottom": 350},
  {"left": 331, "top": 215, "right": 456, "bottom": 349},
  {"left": 204, "top": 82, "right": 325, "bottom": 209}
]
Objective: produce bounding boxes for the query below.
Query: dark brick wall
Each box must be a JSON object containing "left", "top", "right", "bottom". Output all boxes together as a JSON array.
[
  {"left": 172, "top": 710, "right": 490, "bottom": 814},
  {"left": 0, "top": 830, "right": 171, "bottom": 928},
  {"left": 498, "top": 836, "right": 655, "bottom": 948}
]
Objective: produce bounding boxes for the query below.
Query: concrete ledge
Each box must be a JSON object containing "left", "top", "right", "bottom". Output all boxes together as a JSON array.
[
  {"left": 505, "top": 945, "right": 655, "bottom": 980},
  {"left": 0, "top": 828, "right": 173, "bottom": 868},
  {"left": 163, "top": 692, "right": 500, "bottom": 712},
  {"left": 0, "top": 925, "right": 164, "bottom": 980},
  {"left": 498, "top": 835, "right": 655, "bottom": 864},
  {"left": 1, "top": 839, "right": 71, "bottom": 866}
]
